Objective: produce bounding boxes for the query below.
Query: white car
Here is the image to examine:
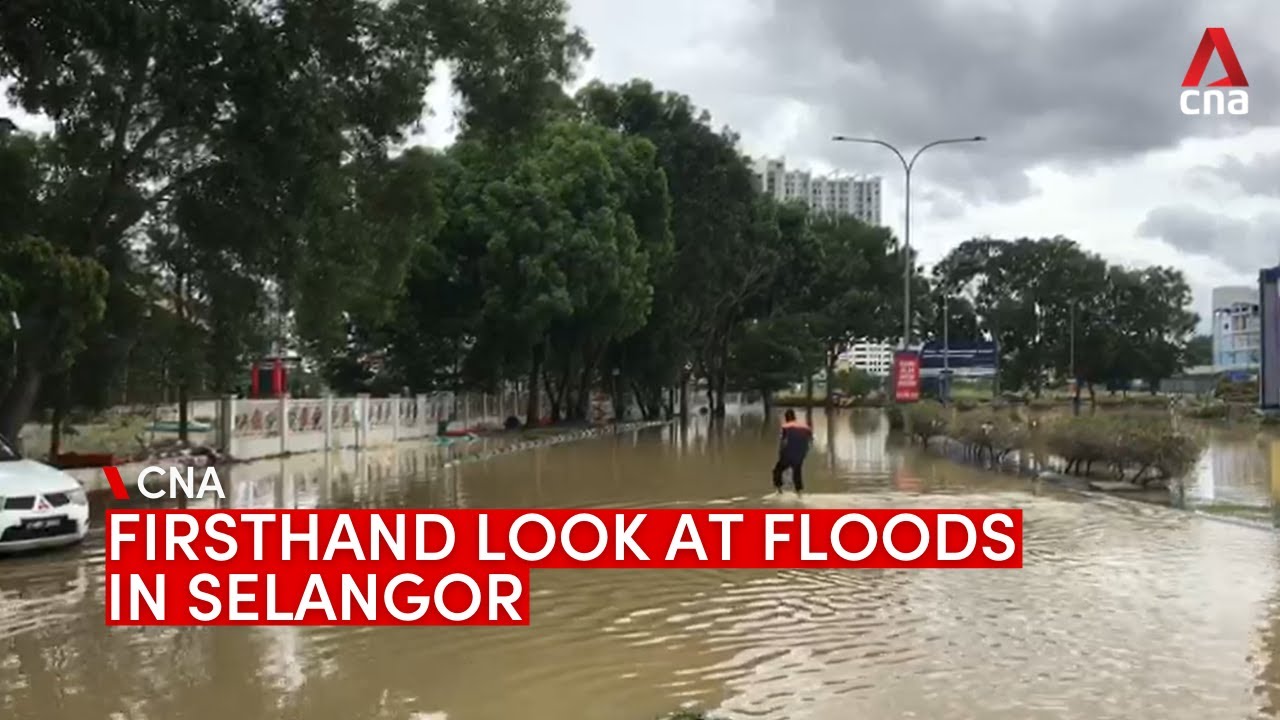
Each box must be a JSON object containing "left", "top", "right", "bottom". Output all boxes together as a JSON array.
[{"left": 0, "top": 434, "right": 90, "bottom": 553}]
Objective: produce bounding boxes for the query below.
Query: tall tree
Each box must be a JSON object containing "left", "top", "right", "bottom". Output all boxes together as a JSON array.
[
  {"left": 577, "top": 79, "right": 759, "bottom": 416},
  {"left": 806, "top": 216, "right": 902, "bottom": 407}
]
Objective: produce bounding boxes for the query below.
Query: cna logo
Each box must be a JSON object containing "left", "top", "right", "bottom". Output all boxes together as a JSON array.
[{"left": 1180, "top": 28, "right": 1249, "bottom": 116}]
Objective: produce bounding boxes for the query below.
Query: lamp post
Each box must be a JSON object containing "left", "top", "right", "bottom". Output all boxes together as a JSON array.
[
  {"left": 942, "top": 292, "right": 950, "bottom": 403},
  {"left": 831, "top": 135, "right": 987, "bottom": 351}
]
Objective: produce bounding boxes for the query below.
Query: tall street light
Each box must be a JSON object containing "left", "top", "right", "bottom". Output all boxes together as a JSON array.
[{"left": 831, "top": 135, "right": 986, "bottom": 350}]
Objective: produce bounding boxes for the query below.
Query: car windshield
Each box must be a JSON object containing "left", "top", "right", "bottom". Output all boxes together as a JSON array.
[{"left": 0, "top": 434, "right": 20, "bottom": 461}]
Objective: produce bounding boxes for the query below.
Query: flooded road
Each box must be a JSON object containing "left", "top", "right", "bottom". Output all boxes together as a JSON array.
[{"left": 5, "top": 409, "right": 1280, "bottom": 719}]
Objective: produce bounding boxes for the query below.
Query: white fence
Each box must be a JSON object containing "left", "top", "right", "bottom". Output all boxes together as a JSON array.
[
  {"left": 160, "top": 387, "right": 753, "bottom": 462},
  {"left": 216, "top": 390, "right": 541, "bottom": 461}
]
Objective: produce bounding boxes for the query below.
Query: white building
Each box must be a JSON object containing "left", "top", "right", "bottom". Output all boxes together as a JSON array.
[
  {"left": 753, "top": 157, "right": 882, "bottom": 226},
  {"left": 838, "top": 341, "right": 894, "bottom": 377},
  {"left": 1211, "top": 285, "right": 1261, "bottom": 372}
]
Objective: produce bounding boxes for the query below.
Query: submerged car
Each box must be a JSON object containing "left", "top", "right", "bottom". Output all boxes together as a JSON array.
[{"left": 0, "top": 433, "right": 90, "bottom": 553}]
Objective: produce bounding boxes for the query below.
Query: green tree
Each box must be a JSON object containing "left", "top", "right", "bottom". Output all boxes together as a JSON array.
[
  {"left": 1, "top": 0, "right": 591, "bottom": 432},
  {"left": 0, "top": 237, "right": 109, "bottom": 440},
  {"left": 807, "top": 216, "right": 902, "bottom": 408},
  {"left": 1184, "top": 333, "right": 1212, "bottom": 368},
  {"left": 727, "top": 315, "right": 817, "bottom": 411},
  {"left": 934, "top": 236, "right": 1198, "bottom": 402},
  {"left": 577, "top": 79, "right": 760, "bottom": 417}
]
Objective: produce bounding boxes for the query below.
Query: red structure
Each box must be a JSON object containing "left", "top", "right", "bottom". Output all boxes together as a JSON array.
[
  {"left": 892, "top": 351, "right": 921, "bottom": 403},
  {"left": 250, "top": 356, "right": 290, "bottom": 398}
]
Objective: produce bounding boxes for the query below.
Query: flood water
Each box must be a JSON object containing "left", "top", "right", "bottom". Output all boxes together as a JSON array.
[{"left": 5, "top": 408, "right": 1280, "bottom": 719}]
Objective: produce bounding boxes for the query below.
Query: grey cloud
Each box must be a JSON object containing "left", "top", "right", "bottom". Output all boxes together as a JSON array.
[
  {"left": 917, "top": 187, "right": 967, "bottom": 222},
  {"left": 737, "top": 0, "right": 1280, "bottom": 203},
  {"left": 1199, "top": 151, "right": 1280, "bottom": 196},
  {"left": 1136, "top": 205, "right": 1280, "bottom": 274}
]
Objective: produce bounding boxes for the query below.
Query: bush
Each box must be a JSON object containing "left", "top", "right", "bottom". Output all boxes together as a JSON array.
[
  {"left": 832, "top": 367, "right": 880, "bottom": 400},
  {"left": 954, "top": 398, "right": 979, "bottom": 412},
  {"left": 886, "top": 405, "right": 905, "bottom": 431},
  {"left": 1183, "top": 402, "right": 1230, "bottom": 420},
  {"left": 951, "top": 408, "right": 1029, "bottom": 463},
  {"left": 1043, "top": 413, "right": 1203, "bottom": 485},
  {"left": 1042, "top": 416, "right": 1115, "bottom": 476},
  {"left": 1216, "top": 378, "right": 1258, "bottom": 403},
  {"left": 906, "top": 401, "right": 949, "bottom": 443}
]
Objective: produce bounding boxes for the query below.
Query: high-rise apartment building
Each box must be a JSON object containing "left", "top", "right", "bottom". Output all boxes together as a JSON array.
[{"left": 753, "top": 157, "right": 882, "bottom": 226}]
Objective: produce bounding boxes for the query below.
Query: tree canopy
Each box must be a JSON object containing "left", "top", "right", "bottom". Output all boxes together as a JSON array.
[{"left": 0, "top": 1, "right": 1206, "bottom": 446}]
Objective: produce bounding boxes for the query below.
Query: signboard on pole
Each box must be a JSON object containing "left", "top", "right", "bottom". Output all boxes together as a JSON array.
[
  {"left": 893, "top": 351, "right": 921, "bottom": 403},
  {"left": 918, "top": 341, "right": 998, "bottom": 378}
]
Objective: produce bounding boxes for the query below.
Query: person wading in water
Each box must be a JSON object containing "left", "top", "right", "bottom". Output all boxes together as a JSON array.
[{"left": 773, "top": 409, "right": 812, "bottom": 494}]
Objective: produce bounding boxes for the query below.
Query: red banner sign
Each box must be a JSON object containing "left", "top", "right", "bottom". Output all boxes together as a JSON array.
[{"left": 893, "top": 351, "right": 920, "bottom": 403}]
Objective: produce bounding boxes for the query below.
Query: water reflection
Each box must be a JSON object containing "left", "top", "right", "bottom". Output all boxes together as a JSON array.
[
  {"left": 3, "top": 410, "right": 1280, "bottom": 719},
  {"left": 1189, "top": 431, "right": 1273, "bottom": 507}
]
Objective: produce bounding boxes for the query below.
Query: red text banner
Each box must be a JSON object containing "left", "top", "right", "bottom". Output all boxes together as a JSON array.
[{"left": 106, "top": 508, "right": 1022, "bottom": 626}]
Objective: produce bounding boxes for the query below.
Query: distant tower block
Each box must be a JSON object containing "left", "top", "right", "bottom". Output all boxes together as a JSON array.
[{"left": 1262, "top": 266, "right": 1280, "bottom": 410}]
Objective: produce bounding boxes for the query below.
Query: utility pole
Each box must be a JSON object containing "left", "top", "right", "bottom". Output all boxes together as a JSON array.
[{"left": 942, "top": 293, "right": 950, "bottom": 403}]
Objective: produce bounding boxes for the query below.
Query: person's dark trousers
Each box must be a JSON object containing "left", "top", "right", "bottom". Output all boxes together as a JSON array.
[{"left": 772, "top": 458, "right": 804, "bottom": 491}]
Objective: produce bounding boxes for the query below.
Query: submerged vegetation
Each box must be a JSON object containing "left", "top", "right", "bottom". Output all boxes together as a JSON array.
[
  {"left": 899, "top": 402, "right": 1204, "bottom": 488},
  {"left": 1042, "top": 414, "right": 1202, "bottom": 485}
]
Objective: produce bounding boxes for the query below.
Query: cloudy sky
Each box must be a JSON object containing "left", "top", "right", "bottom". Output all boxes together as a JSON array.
[
  {"left": 558, "top": 0, "right": 1280, "bottom": 332},
  {"left": 6, "top": 0, "right": 1279, "bottom": 331}
]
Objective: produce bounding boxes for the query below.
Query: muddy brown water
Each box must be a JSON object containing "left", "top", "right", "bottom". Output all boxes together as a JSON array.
[{"left": 4, "top": 408, "right": 1280, "bottom": 720}]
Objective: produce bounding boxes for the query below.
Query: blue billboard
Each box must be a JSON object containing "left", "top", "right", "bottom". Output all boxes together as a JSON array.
[{"left": 918, "top": 341, "right": 998, "bottom": 378}]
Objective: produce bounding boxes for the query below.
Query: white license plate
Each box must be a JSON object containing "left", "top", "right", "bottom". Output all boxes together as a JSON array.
[{"left": 25, "top": 517, "right": 65, "bottom": 530}]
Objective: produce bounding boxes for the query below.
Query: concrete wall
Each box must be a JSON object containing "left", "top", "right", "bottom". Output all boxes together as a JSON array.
[{"left": 1160, "top": 374, "right": 1218, "bottom": 396}]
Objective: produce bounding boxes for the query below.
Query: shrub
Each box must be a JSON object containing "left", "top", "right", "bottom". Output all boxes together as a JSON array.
[
  {"left": 905, "top": 401, "right": 949, "bottom": 443},
  {"left": 1043, "top": 413, "right": 1203, "bottom": 485},
  {"left": 1140, "top": 429, "right": 1202, "bottom": 482},
  {"left": 1043, "top": 416, "right": 1119, "bottom": 476},
  {"left": 954, "top": 398, "right": 979, "bottom": 412},
  {"left": 1183, "top": 402, "right": 1229, "bottom": 420},
  {"left": 1216, "top": 378, "right": 1257, "bottom": 403},
  {"left": 832, "top": 367, "right": 880, "bottom": 400},
  {"left": 952, "top": 408, "right": 1029, "bottom": 464},
  {"left": 886, "top": 405, "right": 905, "bottom": 431}
]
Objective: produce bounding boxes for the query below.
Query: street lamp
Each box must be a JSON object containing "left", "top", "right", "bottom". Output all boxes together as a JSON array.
[{"left": 831, "top": 135, "right": 987, "bottom": 350}]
